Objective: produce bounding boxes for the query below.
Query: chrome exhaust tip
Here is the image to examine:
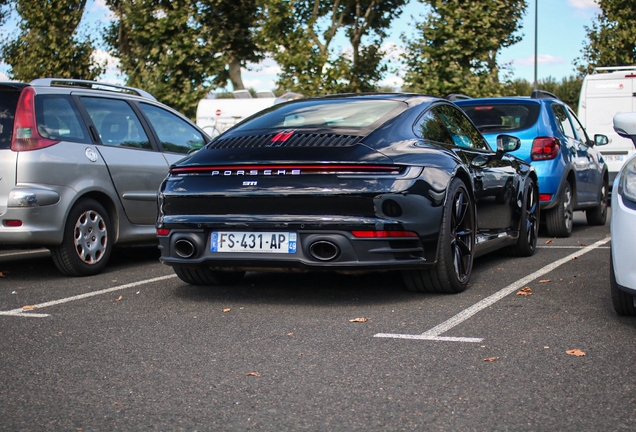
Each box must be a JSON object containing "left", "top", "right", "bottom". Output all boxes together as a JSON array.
[
  {"left": 309, "top": 241, "right": 340, "bottom": 261},
  {"left": 174, "top": 239, "right": 196, "bottom": 258}
]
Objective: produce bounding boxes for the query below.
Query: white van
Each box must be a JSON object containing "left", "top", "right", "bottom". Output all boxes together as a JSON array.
[{"left": 578, "top": 66, "right": 636, "bottom": 186}]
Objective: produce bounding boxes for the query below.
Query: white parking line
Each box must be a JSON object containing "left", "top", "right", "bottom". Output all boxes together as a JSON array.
[
  {"left": 0, "top": 274, "right": 177, "bottom": 318},
  {"left": 375, "top": 237, "right": 612, "bottom": 343}
]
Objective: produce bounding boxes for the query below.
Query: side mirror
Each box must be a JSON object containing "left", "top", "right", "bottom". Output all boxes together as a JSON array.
[
  {"left": 496, "top": 134, "right": 521, "bottom": 153},
  {"left": 594, "top": 134, "right": 609, "bottom": 146},
  {"left": 613, "top": 113, "right": 636, "bottom": 148}
]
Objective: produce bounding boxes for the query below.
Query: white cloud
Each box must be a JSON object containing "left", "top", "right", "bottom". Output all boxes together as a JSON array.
[
  {"left": 567, "top": 0, "right": 600, "bottom": 10},
  {"left": 513, "top": 54, "right": 566, "bottom": 67},
  {"left": 0, "top": 72, "right": 10, "bottom": 81}
]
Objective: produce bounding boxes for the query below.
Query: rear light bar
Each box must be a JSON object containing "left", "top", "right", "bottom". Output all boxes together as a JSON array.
[
  {"left": 351, "top": 230, "right": 418, "bottom": 238},
  {"left": 170, "top": 164, "right": 404, "bottom": 176},
  {"left": 531, "top": 137, "right": 560, "bottom": 161},
  {"left": 12, "top": 86, "right": 60, "bottom": 151}
]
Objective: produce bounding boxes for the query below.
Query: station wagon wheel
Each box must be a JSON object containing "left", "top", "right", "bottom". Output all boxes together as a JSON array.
[
  {"left": 506, "top": 177, "right": 539, "bottom": 257},
  {"left": 546, "top": 180, "right": 573, "bottom": 237},
  {"left": 173, "top": 266, "right": 245, "bottom": 286},
  {"left": 50, "top": 199, "right": 113, "bottom": 276},
  {"left": 403, "top": 178, "right": 475, "bottom": 293},
  {"left": 586, "top": 178, "right": 608, "bottom": 226}
]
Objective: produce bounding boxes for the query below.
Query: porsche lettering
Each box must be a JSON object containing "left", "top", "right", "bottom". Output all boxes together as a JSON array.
[{"left": 211, "top": 169, "right": 301, "bottom": 176}]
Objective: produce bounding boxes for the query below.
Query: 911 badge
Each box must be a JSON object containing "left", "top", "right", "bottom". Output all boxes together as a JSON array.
[{"left": 242, "top": 181, "right": 258, "bottom": 186}]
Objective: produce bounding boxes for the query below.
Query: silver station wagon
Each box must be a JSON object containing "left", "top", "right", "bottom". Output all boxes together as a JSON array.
[{"left": 0, "top": 79, "right": 210, "bottom": 276}]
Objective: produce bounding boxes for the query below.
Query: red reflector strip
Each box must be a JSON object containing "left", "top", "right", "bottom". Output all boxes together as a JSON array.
[
  {"left": 156, "top": 228, "right": 171, "bottom": 236},
  {"left": 170, "top": 165, "right": 402, "bottom": 175},
  {"left": 4, "top": 220, "right": 23, "bottom": 227},
  {"left": 271, "top": 131, "right": 294, "bottom": 142},
  {"left": 351, "top": 230, "right": 418, "bottom": 238},
  {"left": 474, "top": 106, "right": 493, "bottom": 110},
  {"left": 539, "top": 194, "right": 552, "bottom": 202}
]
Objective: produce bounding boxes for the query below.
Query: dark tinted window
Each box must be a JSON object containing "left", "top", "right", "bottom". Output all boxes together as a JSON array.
[
  {"left": 81, "top": 97, "right": 151, "bottom": 149},
  {"left": 459, "top": 103, "right": 541, "bottom": 133},
  {"left": 35, "top": 95, "right": 91, "bottom": 143},
  {"left": 568, "top": 107, "right": 589, "bottom": 143},
  {"left": 140, "top": 103, "right": 205, "bottom": 154},
  {"left": 231, "top": 99, "right": 404, "bottom": 131},
  {"left": 552, "top": 104, "right": 575, "bottom": 138},
  {"left": 0, "top": 89, "right": 20, "bottom": 149},
  {"left": 415, "top": 104, "right": 490, "bottom": 150}
]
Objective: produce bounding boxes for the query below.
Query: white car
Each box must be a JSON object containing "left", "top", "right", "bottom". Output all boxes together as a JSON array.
[{"left": 610, "top": 112, "right": 636, "bottom": 315}]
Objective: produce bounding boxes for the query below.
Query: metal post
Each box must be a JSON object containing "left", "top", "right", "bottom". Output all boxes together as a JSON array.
[{"left": 534, "top": 0, "right": 538, "bottom": 90}]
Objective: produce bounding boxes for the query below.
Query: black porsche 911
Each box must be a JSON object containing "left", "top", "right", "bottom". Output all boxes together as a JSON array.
[{"left": 156, "top": 93, "right": 539, "bottom": 293}]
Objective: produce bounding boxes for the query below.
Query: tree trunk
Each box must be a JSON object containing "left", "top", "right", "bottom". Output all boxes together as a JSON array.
[{"left": 229, "top": 57, "right": 245, "bottom": 90}]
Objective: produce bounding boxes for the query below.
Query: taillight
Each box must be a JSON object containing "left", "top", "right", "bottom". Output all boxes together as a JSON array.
[
  {"left": 351, "top": 230, "right": 418, "bottom": 238},
  {"left": 531, "top": 137, "right": 560, "bottom": 161},
  {"left": 11, "top": 86, "right": 60, "bottom": 151}
]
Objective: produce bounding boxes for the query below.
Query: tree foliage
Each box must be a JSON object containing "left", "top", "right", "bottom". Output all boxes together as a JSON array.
[
  {"left": 503, "top": 76, "right": 583, "bottom": 109},
  {"left": 197, "top": 0, "right": 263, "bottom": 91},
  {"left": 2, "top": 0, "right": 103, "bottom": 81},
  {"left": 260, "top": 0, "right": 406, "bottom": 96},
  {"left": 576, "top": 0, "right": 636, "bottom": 74},
  {"left": 104, "top": 0, "right": 222, "bottom": 118},
  {"left": 402, "top": 0, "right": 527, "bottom": 98}
]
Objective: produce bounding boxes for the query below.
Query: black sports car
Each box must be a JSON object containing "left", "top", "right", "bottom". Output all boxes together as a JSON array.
[{"left": 157, "top": 93, "right": 539, "bottom": 293}]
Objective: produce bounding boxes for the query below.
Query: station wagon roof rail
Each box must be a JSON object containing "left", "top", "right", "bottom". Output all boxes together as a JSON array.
[{"left": 29, "top": 78, "right": 156, "bottom": 100}]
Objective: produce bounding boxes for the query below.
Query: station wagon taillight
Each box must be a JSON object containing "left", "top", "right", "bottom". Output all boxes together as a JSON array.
[
  {"left": 11, "top": 86, "right": 60, "bottom": 151},
  {"left": 531, "top": 137, "right": 560, "bottom": 161}
]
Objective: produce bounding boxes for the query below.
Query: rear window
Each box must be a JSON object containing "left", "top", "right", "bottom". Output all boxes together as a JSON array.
[
  {"left": 0, "top": 89, "right": 20, "bottom": 149},
  {"left": 35, "top": 95, "right": 91, "bottom": 143},
  {"left": 459, "top": 103, "right": 541, "bottom": 133},
  {"left": 231, "top": 99, "right": 404, "bottom": 132}
]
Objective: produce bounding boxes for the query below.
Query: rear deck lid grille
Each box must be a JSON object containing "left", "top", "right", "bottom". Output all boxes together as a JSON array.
[{"left": 209, "top": 133, "right": 363, "bottom": 149}]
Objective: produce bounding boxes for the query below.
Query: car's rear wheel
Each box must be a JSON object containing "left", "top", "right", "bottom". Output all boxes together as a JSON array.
[
  {"left": 403, "top": 178, "right": 474, "bottom": 293},
  {"left": 173, "top": 266, "right": 246, "bottom": 286},
  {"left": 506, "top": 177, "right": 539, "bottom": 257},
  {"left": 50, "top": 199, "right": 112, "bottom": 276},
  {"left": 610, "top": 251, "right": 636, "bottom": 316},
  {"left": 586, "top": 179, "right": 608, "bottom": 226},
  {"left": 546, "top": 180, "right": 573, "bottom": 237}
]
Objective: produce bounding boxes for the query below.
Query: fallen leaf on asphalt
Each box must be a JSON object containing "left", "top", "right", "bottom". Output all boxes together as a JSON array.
[
  {"left": 497, "top": 267, "right": 504, "bottom": 271},
  {"left": 516, "top": 287, "right": 533, "bottom": 296},
  {"left": 349, "top": 317, "right": 369, "bottom": 323},
  {"left": 0, "top": 271, "right": 5, "bottom": 277},
  {"left": 545, "top": 239, "right": 553, "bottom": 244},
  {"left": 572, "top": 256, "right": 578, "bottom": 260},
  {"left": 287, "top": 333, "right": 293, "bottom": 336},
  {"left": 246, "top": 372, "right": 260, "bottom": 377},
  {"left": 22, "top": 305, "right": 37, "bottom": 310},
  {"left": 484, "top": 357, "right": 500, "bottom": 362},
  {"left": 566, "top": 349, "right": 586, "bottom": 357},
  {"left": 115, "top": 295, "right": 123, "bottom": 302},
  {"left": 222, "top": 308, "right": 231, "bottom": 313},
  {"left": 579, "top": 243, "right": 588, "bottom": 246},
  {"left": 539, "top": 279, "right": 551, "bottom": 283}
]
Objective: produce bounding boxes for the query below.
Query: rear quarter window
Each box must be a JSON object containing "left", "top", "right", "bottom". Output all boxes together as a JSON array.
[
  {"left": 35, "top": 95, "right": 91, "bottom": 143},
  {"left": 459, "top": 103, "right": 541, "bottom": 133},
  {"left": 0, "top": 90, "right": 20, "bottom": 149}
]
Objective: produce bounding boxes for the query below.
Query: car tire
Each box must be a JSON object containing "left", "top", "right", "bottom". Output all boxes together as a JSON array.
[
  {"left": 173, "top": 266, "right": 245, "bottom": 286},
  {"left": 506, "top": 177, "right": 539, "bottom": 257},
  {"left": 610, "top": 251, "right": 636, "bottom": 316},
  {"left": 50, "top": 199, "right": 113, "bottom": 276},
  {"left": 545, "top": 180, "right": 573, "bottom": 237},
  {"left": 403, "top": 178, "right": 475, "bottom": 293},
  {"left": 586, "top": 179, "right": 608, "bottom": 226}
]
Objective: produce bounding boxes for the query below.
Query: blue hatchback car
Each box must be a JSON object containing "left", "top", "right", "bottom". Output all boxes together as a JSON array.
[{"left": 455, "top": 92, "right": 609, "bottom": 237}]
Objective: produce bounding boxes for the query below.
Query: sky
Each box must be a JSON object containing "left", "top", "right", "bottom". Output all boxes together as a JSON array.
[{"left": 0, "top": 0, "right": 602, "bottom": 91}]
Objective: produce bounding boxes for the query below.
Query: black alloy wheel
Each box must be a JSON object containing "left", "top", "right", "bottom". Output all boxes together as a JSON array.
[
  {"left": 403, "top": 178, "right": 475, "bottom": 293},
  {"left": 507, "top": 178, "right": 539, "bottom": 257}
]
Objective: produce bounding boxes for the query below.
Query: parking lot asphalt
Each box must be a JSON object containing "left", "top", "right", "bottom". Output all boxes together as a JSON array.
[{"left": 1, "top": 211, "right": 634, "bottom": 431}]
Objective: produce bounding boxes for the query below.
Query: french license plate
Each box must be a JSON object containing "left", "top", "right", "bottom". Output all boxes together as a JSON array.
[
  {"left": 211, "top": 231, "right": 297, "bottom": 253},
  {"left": 603, "top": 154, "right": 626, "bottom": 162}
]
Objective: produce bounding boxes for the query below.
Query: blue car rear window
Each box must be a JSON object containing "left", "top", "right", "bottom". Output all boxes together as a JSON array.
[{"left": 459, "top": 103, "right": 541, "bottom": 133}]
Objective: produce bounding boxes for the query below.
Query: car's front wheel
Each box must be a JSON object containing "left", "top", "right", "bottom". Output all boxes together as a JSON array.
[
  {"left": 610, "top": 251, "right": 636, "bottom": 316},
  {"left": 586, "top": 179, "right": 608, "bottom": 226},
  {"left": 506, "top": 177, "right": 539, "bottom": 257},
  {"left": 173, "top": 266, "right": 246, "bottom": 286},
  {"left": 403, "top": 178, "right": 475, "bottom": 294},
  {"left": 546, "top": 180, "right": 573, "bottom": 237},
  {"left": 50, "top": 198, "right": 113, "bottom": 276}
]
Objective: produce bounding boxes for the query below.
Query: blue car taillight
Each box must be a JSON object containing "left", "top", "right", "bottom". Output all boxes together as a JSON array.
[{"left": 531, "top": 137, "right": 560, "bottom": 161}]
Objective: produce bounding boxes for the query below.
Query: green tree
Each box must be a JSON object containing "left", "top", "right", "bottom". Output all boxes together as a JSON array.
[
  {"left": 2, "top": 0, "right": 103, "bottom": 81},
  {"left": 104, "top": 0, "right": 222, "bottom": 118},
  {"left": 402, "top": 0, "right": 527, "bottom": 98},
  {"left": 260, "top": 0, "right": 406, "bottom": 96},
  {"left": 503, "top": 75, "right": 583, "bottom": 109},
  {"left": 197, "top": 0, "right": 263, "bottom": 91},
  {"left": 576, "top": 0, "right": 636, "bottom": 74}
]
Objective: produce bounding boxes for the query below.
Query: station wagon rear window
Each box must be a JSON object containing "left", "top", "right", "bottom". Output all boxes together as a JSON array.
[
  {"left": 460, "top": 103, "right": 541, "bottom": 133},
  {"left": 35, "top": 95, "right": 90, "bottom": 143},
  {"left": 231, "top": 99, "right": 404, "bottom": 131}
]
